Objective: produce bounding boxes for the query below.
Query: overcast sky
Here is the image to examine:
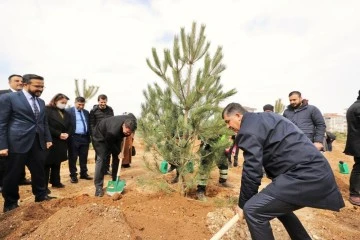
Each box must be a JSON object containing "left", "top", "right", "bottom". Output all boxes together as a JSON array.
[{"left": 0, "top": 0, "right": 359, "bottom": 116}]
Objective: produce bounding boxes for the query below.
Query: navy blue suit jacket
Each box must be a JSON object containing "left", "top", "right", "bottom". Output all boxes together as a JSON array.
[
  {"left": 66, "top": 107, "right": 91, "bottom": 143},
  {"left": 0, "top": 91, "right": 52, "bottom": 153},
  {"left": 237, "top": 112, "right": 344, "bottom": 211}
]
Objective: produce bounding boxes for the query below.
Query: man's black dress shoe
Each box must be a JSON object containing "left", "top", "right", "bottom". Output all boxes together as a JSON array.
[
  {"left": 52, "top": 183, "right": 65, "bottom": 188},
  {"left": 35, "top": 195, "right": 57, "bottom": 202},
  {"left": 3, "top": 204, "right": 19, "bottom": 213},
  {"left": 80, "top": 175, "right": 93, "bottom": 180},
  {"left": 95, "top": 188, "right": 104, "bottom": 197},
  {"left": 70, "top": 177, "right": 78, "bottom": 183}
]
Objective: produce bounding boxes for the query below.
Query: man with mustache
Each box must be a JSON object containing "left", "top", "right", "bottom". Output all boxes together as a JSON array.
[
  {"left": 90, "top": 94, "right": 115, "bottom": 175},
  {"left": 283, "top": 91, "right": 326, "bottom": 151},
  {"left": 0, "top": 74, "right": 54, "bottom": 213}
]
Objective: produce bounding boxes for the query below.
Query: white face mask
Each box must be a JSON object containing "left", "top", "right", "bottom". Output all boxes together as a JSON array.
[{"left": 56, "top": 102, "right": 67, "bottom": 109}]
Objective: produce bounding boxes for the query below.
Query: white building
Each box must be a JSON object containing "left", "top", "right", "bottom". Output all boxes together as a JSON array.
[{"left": 323, "top": 113, "right": 347, "bottom": 133}]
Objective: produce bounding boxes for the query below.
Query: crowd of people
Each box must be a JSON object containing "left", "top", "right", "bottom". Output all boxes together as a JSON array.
[
  {"left": 1, "top": 74, "right": 359, "bottom": 240},
  {"left": 0, "top": 74, "right": 137, "bottom": 212}
]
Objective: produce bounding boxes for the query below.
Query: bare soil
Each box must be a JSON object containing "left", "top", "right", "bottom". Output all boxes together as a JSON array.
[{"left": 0, "top": 139, "right": 359, "bottom": 240}]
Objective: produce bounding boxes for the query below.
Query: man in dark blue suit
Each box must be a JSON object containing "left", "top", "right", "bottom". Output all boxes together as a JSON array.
[
  {"left": 66, "top": 97, "right": 92, "bottom": 183},
  {"left": 222, "top": 102, "right": 345, "bottom": 240},
  {"left": 0, "top": 74, "right": 32, "bottom": 192},
  {"left": 0, "top": 74, "right": 54, "bottom": 213}
]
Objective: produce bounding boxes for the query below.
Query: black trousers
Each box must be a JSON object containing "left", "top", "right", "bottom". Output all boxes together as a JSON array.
[
  {"left": 2, "top": 135, "right": 47, "bottom": 207},
  {"left": 243, "top": 192, "right": 311, "bottom": 240},
  {"left": 0, "top": 157, "right": 27, "bottom": 187},
  {"left": 45, "top": 162, "right": 61, "bottom": 188},
  {"left": 0, "top": 157, "right": 5, "bottom": 187},
  {"left": 350, "top": 156, "right": 360, "bottom": 196},
  {"left": 96, "top": 152, "right": 117, "bottom": 172},
  {"left": 68, "top": 135, "right": 89, "bottom": 178}
]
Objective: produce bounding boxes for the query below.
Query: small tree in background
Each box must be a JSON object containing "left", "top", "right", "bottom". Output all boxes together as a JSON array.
[
  {"left": 139, "top": 22, "right": 236, "bottom": 192},
  {"left": 74, "top": 79, "right": 99, "bottom": 102},
  {"left": 275, "top": 98, "right": 285, "bottom": 114}
]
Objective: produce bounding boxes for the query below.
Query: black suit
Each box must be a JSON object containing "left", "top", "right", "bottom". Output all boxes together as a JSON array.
[
  {"left": 66, "top": 107, "right": 91, "bottom": 178},
  {"left": 0, "top": 89, "right": 27, "bottom": 190},
  {"left": 92, "top": 115, "right": 131, "bottom": 190},
  {"left": 236, "top": 112, "right": 344, "bottom": 240},
  {"left": 0, "top": 91, "right": 52, "bottom": 208}
]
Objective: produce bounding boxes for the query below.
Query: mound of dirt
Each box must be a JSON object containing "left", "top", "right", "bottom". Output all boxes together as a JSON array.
[{"left": 25, "top": 203, "right": 132, "bottom": 240}]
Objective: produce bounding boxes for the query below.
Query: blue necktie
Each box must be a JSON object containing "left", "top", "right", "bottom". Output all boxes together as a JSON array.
[
  {"left": 32, "top": 97, "right": 40, "bottom": 120},
  {"left": 78, "top": 110, "right": 87, "bottom": 133}
]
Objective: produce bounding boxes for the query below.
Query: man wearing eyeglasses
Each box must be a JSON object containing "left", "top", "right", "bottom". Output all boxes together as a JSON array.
[
  {"left": 91, "top": 113, "right": 137, "bottom": 197},
  {"left": 0, "top": 74, "right": 54, "bottom": 213}
]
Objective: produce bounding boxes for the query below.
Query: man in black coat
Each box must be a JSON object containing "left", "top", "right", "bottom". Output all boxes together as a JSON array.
[
  {"left": 283, "top": 91, "right": 326, "bottom": 151},
  {"left": 92, "top": 114, "right": 137, "bottom": 197},
  {"left": 0, "top": 74, "right": 32, "bottom": 191},
  {"left": 222, "top": 102, "right": 344, "bottom": 240},
  {"left": 344, "top": 90, "right": 360, "bottom": 206},
  {"left": 0, "top": 74, "right": 54, "bottom": 213},
  {"left": 89, "top": 94, "right": 115, "bottom": 175}
]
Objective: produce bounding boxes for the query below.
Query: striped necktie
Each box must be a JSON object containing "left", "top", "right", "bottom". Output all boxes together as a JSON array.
[{"left": 31, "top": 97, "right": 40, "bottom": 120}]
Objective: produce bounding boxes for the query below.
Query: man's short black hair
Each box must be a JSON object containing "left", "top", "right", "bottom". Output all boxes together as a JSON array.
[
  {"left": 222, "top": 102, "right": 248, "bottom": 119},
  {"left": 8, "top": 74, "right": 22, "bottom": 82},
  {"left": 22, "top": 74, "right": 44, "bottom": 84},
  {"left": 124, "top": 118, "right": 137, "bottom": 132},
  {"left": 289, "top": 91, "right": 301, "bottom": 97},
  {"left": 263, "top": 104, "right": 274, "bottom": 112},
  {"left": 98, "top": 94, "right": 108, "bottom": 101},
  {"left": 75, "top": 96, "right": 86, "bottom": 103}
]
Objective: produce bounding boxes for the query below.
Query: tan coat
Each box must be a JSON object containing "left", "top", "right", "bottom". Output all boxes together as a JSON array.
[{"left": 122, "top": 133, "right": 134, "bottom": 165}]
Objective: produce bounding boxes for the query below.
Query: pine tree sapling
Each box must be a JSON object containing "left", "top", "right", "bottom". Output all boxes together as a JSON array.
[{"left": 140, "top": 22, "right": 236, "bottom": 192}]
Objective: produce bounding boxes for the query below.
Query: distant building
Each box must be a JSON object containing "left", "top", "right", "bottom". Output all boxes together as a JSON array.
[{"left": 323, "top": 113, "right": 347, "bottom": 133}]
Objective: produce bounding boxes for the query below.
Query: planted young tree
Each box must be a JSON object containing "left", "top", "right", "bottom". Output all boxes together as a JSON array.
[
  {"left": 139, "top": 22, "right": 236, "bottom": 192},
  {"left": 74, "top": 79, "right": 99, "bottom": 102},
  {"left": 275, "top": 98, "right": 285, "bottom": 114}
]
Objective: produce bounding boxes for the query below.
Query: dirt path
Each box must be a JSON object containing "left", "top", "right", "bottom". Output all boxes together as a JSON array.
[{"left": 0, "top": 139, "right": 359, "bottom": 239}]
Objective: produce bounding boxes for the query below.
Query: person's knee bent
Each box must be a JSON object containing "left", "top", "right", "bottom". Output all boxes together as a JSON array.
[{"left": 243, "top": 201, "right": 256, "bottom": 221}]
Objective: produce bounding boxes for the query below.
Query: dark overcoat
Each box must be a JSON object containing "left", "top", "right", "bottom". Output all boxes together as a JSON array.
[
  {"left": 236, "top": 112, "right": 344, "bottom": 211},
  {"left": 344, "top": 100, "right": 360, "bottom": 157},
  {"left": 92, "top": 114, "right": 136, "bottom": 156},
  {"left": 45, "top": 106, "right": 72, "bottom": 165}
]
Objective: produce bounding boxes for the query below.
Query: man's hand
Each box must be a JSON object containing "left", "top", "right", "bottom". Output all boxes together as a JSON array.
[
  {"left": 314, "top": 142, "right": 323, "bottom": 151},
  {"left": 0, "top": 149, "right": 8, "bottom": 157},
  {"left": 46, "top": 142, "right": 53, "bottom": 149}
]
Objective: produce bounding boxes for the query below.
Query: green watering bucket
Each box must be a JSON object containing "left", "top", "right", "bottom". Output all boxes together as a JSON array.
[
  {"left": 338, "top": 161, "right": 349, "bottom": 174},
  {"left": 160, "top": 160, "right": 168, "bottom": 174}
]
